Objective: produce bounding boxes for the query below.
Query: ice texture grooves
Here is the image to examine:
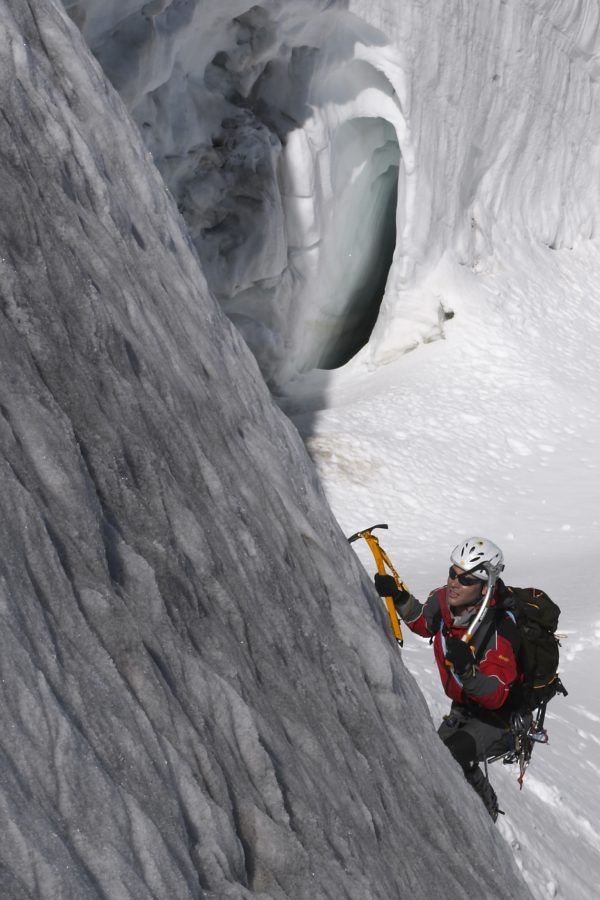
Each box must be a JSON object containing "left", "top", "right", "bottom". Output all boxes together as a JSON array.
[{"left": 0, "top": 3, "right": 531, "bottom": 900}]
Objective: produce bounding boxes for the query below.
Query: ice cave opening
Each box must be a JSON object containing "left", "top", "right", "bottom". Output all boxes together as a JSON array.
[
  {"left": 66, "top": 0, "right": 406, "bottom": 389},
  {"left": 283, "top": 114, "right": 401, "bottom": 382},
  {"left": 315, "top": 117, "right": 400, "bottom": 371}
]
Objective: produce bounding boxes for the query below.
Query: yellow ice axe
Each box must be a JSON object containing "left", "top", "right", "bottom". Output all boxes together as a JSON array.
[{"left": 348, "top": 523, "right": 406, "bottom": 647}]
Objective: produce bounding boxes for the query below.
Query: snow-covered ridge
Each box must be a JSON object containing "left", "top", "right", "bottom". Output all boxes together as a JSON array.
[{"left": 62, "top": 0, "right": 600, "bottom": 388}]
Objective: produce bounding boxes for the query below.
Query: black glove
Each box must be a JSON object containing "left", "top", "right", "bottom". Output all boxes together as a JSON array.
[
  {"left": 444, "top": 636, "right": 476, "bottom": 677},
  {"left": 374, "top": 573, "right": 410, "bottom": 607}
]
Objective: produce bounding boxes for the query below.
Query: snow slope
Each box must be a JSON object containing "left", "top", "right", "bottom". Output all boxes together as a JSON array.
[
  {"left": 0, "top": 2, "right": 532, "bottom": 898},
  {"left": 297, "top": 235, "right": 600, "bottom": 899}
]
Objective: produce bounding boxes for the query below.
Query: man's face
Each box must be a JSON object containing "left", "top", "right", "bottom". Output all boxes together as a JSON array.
[{"left": 447, "top": 565, "right": 485, "bottom": 608}]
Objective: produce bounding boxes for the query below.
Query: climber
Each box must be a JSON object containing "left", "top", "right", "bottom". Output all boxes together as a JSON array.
[{"left": 374, "top": 536, "right": 520, "bottom": 821}]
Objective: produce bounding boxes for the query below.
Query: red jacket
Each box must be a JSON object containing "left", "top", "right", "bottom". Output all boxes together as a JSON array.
[{"left": 401, "top": 580, "right": 521, "bottom": 712}]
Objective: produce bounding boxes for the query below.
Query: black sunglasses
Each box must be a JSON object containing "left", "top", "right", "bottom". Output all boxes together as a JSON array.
[{"left": 448, "top": 566, "right": 482, "bottom": 587}]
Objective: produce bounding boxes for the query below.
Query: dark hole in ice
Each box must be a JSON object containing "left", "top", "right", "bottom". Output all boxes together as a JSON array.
[
  {"left": 318, "top": 118, "right": 400, "bottom": 370},
  {"left": 321, "top": 169, "right": 398, "bottom": 369}
]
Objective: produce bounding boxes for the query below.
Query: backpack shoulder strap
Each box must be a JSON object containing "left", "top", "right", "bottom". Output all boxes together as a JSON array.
[{"left": 471, "top": 608, "right": 500, "bottom": 663}]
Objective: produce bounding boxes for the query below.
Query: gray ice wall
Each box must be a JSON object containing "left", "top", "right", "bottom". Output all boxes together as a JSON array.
[
  {"left": 60, "top": 0, "right": 600, "bottom": 387},
  {"left": 0, "top": 2, "right": 532, "bottom": 898}
]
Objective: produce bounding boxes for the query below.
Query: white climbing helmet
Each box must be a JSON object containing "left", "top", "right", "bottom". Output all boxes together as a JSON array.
[{"left": 450, "top": 536, "right": 504, "bottom": 581}]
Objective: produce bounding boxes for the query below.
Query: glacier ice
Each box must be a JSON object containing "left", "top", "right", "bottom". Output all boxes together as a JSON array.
[
  {"left": 0, "top": 1, "right": 534, "bottom": 897},
  {"left": 62, "top": 0, "right": 600, "bottom": 390},
  {"left": 60, "top": 1, "right": 415, "bottom": 386}
]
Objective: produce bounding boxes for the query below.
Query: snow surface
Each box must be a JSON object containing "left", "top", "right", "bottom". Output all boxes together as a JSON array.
[
  {"left": 296, "top": 235, "right": 600, "bottom": 899},
  {"left": 0, "top": 2, "right": 533, "bottom": 899}
]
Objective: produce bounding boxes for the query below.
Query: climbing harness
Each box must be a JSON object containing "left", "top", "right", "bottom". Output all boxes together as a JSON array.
[
  {"left": 347, "top": 523, "right": 406, "bottom": 646},
  {"left": 486, "top": 701, "right": 551, "bottom": 789}
]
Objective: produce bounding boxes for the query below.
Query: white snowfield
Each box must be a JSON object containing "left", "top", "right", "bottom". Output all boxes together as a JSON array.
[
  {"left": 301, "top": 237, "right": 600, "bottom": 899},
  {"left": 3, "top": 0, "right": 599, "bottom": 897}
]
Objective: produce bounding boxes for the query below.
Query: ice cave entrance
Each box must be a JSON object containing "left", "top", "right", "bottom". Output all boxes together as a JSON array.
[{"left": 318, "top": 117, "right": 399, "bottom": 370}]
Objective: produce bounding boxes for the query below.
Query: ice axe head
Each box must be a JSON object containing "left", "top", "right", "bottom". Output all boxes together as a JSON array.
[{"left": 347, "top": 523, "right": 388, "bottom": 544}]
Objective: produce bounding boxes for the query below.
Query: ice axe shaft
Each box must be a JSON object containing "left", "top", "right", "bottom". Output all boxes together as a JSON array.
[
  {"left": 462, "top": 561, "right": 504, "bottom": 644},
  {"left": 348, "top": 524, "right": 405, "bottom": 647}
]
